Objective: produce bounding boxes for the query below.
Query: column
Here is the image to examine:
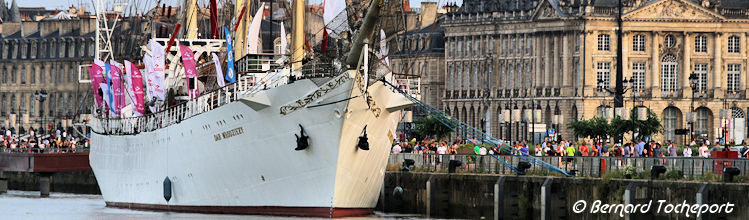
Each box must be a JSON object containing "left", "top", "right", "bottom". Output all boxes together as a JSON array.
[
  {"left": 545, "top": 34, "right": 552, "bottom": 88},
  {"left": 535, "top": 34, "right": 543, "bottom": 91},
  {"left": 683, "top": 32, "right": 692, "bottom": 93},
  {"left": 552, "top": 34, "right": 559, "bottom": 88},
  {"left": 714, "top": 32, "right": 723, "bottom": 98},
  {"left": 651, "top": 32, "right": 661, "bottom": 97},
  {"left": 622, "top": 32, "right": 630, "bottom": 84},
  {"left": 562, "top": 33, "right": 571, "bottom": 95}
]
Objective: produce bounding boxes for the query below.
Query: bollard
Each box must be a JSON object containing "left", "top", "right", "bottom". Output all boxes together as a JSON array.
[{"left": 39, "top": 175, "right": 51, "bottom": 197}]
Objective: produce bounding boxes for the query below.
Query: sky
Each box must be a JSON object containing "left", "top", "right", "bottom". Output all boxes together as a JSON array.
[{"left": 16, "top": 0, "right": 462, "bottom": 11}]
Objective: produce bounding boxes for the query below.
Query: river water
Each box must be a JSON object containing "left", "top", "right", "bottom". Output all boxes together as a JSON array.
[{"left": 0, "top": 190, "right": 422, "bottom": 220}]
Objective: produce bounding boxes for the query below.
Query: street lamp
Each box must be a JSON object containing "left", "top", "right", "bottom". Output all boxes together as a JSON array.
[
  {"left": 688, "top": 73, "right": 698, "bottom": 142},
  {"left": 34, "top": 89, "right": 48, "bottom": 134}
]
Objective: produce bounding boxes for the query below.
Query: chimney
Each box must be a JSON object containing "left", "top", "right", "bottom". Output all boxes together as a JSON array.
[{"left": 420, "top": 2, "right": 438, "bottom": 28}]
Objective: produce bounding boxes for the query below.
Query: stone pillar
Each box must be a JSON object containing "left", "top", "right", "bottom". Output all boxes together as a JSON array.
[
  {"left": 39, "top": 174, "right": 51, "bottom": 197},
  {"left": 562, "top": 33, "right": 571, "bottom": 96},
  {"left": 540, "top": 178, "right": 553, "bottom": 220},
  {"left": 535, "top": 34, "right": 543, "bottom": 90},
  {"left": 545, "top": 33, "right": 552, "bottom": 88},
  {"left": 624, "top": 182, "right": 637, "bottom": 220},
  {"left": 494, "top": 176, "right": 506, "bottom": 220},
  {"left": 553, "top": 34, "right": 561, "bottom": 89},
  {"left": 651, "top": 32, "right": 661, "bottom": 97},
  {"left": 683, "top": 32, "right": 692, "bottom": 94},
  {"left": 696, "top": 183, "right": 709, "bottom": 220},
  {"left": 714, "top": 33, "right": 723, "bottom": 98}
]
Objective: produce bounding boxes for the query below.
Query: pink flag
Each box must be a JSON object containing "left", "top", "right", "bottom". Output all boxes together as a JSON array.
[
  {"left": 88, "top": 62, "right": 105, "bottom": 109},
  {"left": 129, "top": 62, "right": 146, "bottom": 116},
  {"left": 110, "top": 61, "right": 125, "bottom": 117},
  {"left": 179, "top": 45, "right": 200, "bottom": 98}
]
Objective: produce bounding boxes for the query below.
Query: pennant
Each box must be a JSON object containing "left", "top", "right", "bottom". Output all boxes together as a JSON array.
[
  {"left": 129, "top": 61, "right": 146, "bottom": 116},
  {"left": 321, "top": 28, "right": 329, "bottom": 54},
  {"left": 179, "top": 44, "right": 200, "bottom": 98},
  {"left": 88, "top": 62, "right": 105, "bottom": 109},
  {"left": 224, "top": 27, "right": 236, "bottom": 83},
  {"left": 380, "top": 29, "right": 389, "bottom": 66},
  {"left": 211, "top": 53, "right": 225, "bottom": 87},
  {"left": 109, "top": 61, "right": 125, "bottom": 117},
  {"left": 280, "top": 22, "right": 287, "bottom": 55},
  {"left": 103, "top": 62, "right": 115, "bottom": 116}
]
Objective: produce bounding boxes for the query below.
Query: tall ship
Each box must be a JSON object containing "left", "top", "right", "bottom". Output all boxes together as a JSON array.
[{"left": 87, "top": 0, "right": 412, "bottom": 217}]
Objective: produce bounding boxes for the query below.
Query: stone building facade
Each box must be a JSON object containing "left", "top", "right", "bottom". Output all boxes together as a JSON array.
[
  {"left": 0, "top": 10, "right": 149, "bottom": 134},
  {"left": 442, "top": 0, "right": 749, "bottom": 144},
  {"left": 391, "top": 22, "right": 446, "bottom": 111}
]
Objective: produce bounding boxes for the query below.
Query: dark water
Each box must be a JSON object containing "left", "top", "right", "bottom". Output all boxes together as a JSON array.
[{"left": 0, "top": 190, "right": 423, "bottom": 219}]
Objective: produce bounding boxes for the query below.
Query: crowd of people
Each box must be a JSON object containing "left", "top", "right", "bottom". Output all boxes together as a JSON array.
[
  {"left": 0, "top": 128, "right": 87, "bottom": 153},
  {"left": 392, "top": 137, "right": 749, "bottom": 159}
]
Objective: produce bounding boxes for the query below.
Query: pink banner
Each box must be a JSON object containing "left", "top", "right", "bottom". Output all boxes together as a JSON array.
[
  {"left": 110, "top": 62, "right": 125, "bottom": 116},
  {"left": 130, "top": 62, "right": 146, "bottom": 116},
  {"left": 179, "top": 45, "right": 200, "bottom": 98},
  {"left": 88, "top": 62, "right": 105, "bottom": 109}
]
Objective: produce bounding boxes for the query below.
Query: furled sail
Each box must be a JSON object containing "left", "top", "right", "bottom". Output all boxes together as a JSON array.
[{"left": 246, "top": 3, "right": 265, "bottom": 55}]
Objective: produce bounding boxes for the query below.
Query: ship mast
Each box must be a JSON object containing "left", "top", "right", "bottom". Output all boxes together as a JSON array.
[
  {"left": 234, "top": 0, "right": 250, "bottom": 59},
  {"left": 290, "top": 0, "right": 304, "bottom": 71},
  {"left": 185, "top": 0, "right": 199, "bottom": 39},
  {"left": 94, "top": 0, "right": 125, "bottom": 61}
]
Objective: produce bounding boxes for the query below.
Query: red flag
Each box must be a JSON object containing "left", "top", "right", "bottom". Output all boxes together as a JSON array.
[{"left": 321, "top": 29, "right": 329, "bottom": 53}]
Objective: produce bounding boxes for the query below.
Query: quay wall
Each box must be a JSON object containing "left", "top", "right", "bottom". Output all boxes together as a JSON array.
[
  {"left": 1, "top": 171, "right": 100, "bottom": 194},
  {"left": 379, "top": 172, "right": 749, "bottom": 220}
]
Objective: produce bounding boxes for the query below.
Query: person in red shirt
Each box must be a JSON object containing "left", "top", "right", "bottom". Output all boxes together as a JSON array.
[{"left": 580, "top": 142, "right": 590, "bottom": 156}]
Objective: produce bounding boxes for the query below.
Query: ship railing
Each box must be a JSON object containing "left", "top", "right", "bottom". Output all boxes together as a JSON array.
[{"left": 93, "top": 73, "right": 254, "bottom": 135}]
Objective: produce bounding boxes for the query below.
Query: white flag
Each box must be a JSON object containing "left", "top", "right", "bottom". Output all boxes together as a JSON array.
[
  {"left": 280, "top": 21, "right": 287, "bottom": 55},
  {"left": 148, "top": 40, "right": 166, "bottom": 102},
  {"left": 246, "top": 3, "right": 265, "bottom": 55},
  {"left": 211, "top": 53, "right": 225, "bottom": 87}
]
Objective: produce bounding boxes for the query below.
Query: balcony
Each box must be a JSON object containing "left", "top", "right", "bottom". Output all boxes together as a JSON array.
[
  {"left": 536, "top": 88, "right": 543, "bottom": 96},
  {"left": 727, "top": 90, "right": 745, "bottom": 99},
  {"left": 461, "top": 90, "right": 467, "bottom": 99},
  {"left": 544, "top": 88, "right": 552, "bottom": 97},
  {"left": 496, "top": 89, "right": 503, "bottom": 98},
  {"left": 469, "top": 90, "right": 476, "bottom": 98},
  {"left": 513, "top": 89, "right": 519, "bottom": 98},
  {"left": 505, "top": 89, "right": 512, "bottom": 97},
  {"left": 444, "top": 90, "right": 451, "bottom": 99},
  {"left": 553, "top": 88, "right": 560, "bottom": 97},
  {"left": 661, "top": 89, "right": 682, "bottom": 99}
]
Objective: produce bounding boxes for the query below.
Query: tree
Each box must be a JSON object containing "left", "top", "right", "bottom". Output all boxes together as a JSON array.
[
  {"left": 414, "top": 116, "right": 452, "bottom": 140},
  {"left": 633, "top": 109, "right": 662, "bottom": 138},
  {"left": 567, "top": 116, "right": 610, "bottom": 141}
]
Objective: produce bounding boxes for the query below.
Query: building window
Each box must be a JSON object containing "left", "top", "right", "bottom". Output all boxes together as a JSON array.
[
  {"left": 0, "top": 94, "right": 5, "bottom": 116},
  {"left": 69, "top": 66, "right": 75, "bottom": 83},
  {"left": 10, "top": 66, "right": 15, "bottom": 84},
  {"left": 489, "top": 37, "right": 494, "bottom": 55},
  {"left": 457, "top": 40, "right": 462, "bottom": 57},
  {"left": 661, "top": 54, "right": 679, "bottom": 94},
  {"left": 466, "top": 39, "right": 471, "bottom": 57},
  {"left": 502, "top": 38, "right": 507, "bottom": 55},
  {"left": 526, "top": 37, "right": 532, "bottom": 54},
  {"left": 575, "top": 34, "right": 580, "bottom": 53},
  {"left": 10, "top": 94, "right": 15, "bottom": 114},
  {"left": 695, "top": 108, "right": 711, "bottom": 139},
  {"left": 597, "top": 62, "right": 611, "bottom": 91},
  {"left": 598, "top": 34, "right": 610, "bottom": 51},
  {"left": 727, "top": 64, "right": 741, "bottom": 94},
  {"left": 694, "top": 63, "right": 708, "bottom": 93},
  {"left": 663, "top": 107, "right": 679, "bottom": 143},
  {"left": 510, "top": 37, "right": 515, "bottom": 55},
  {"left": 519, "top": 36, "right": 524, "bottom": 55},
  {"left": 20, "top": 66, "right": 26, "bottom": 84},
  {"left": 474, "top": 38, "right": 479, "bottom": 56},
  {"left": 633, "top": 34, "right": 646, "bottom": 52},
  {"left": 632, "top": 62, "right": 646, "bottom": 92},
  {"left": 1, "top": 68, "right": 6, "bottom": 84},
  {"left": 695, "top": 35, "right": 707, "bottom": 53},
  {"left": 597, "top": 106, "right": 612, "bottom": 119},
  {"left": 728, "top": 35, "right": 741, "bottom": 53},
  {"left": 20, "top": 94, "right": 26, "bottom": 113},
  {"left": 664, "top": 34, "right": 676, "bottom": 48}
]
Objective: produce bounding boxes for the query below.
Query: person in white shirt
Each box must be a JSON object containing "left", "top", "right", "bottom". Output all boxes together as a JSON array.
[
  {"left": 683, "top": 147, "right": 693, "bottom": 157},
  {"left": 392, "top": 143, "right": 402, "bottom": 154},
  {"left": 699, "top": 144, "right": 710, "bottom": 158},
  {"left": 437, "top": 145, "right": 448, "bottom": 155},
  {"left": 479, "top": 146, "right": 487, "bottom": 155}
]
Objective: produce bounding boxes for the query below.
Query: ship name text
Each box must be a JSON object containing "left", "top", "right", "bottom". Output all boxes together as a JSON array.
[{"left": 214, "top": 127, "right": 244, "bottom": 141}]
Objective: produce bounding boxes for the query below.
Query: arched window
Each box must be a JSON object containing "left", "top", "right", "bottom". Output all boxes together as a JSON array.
[
  {"left": 661, "top": 54, "right": 679, "bottom": 95},
  {"left": 10, "top": 94, "right": 15, "bottom": 114},
  {"left": 1, "top": 94, "right": 5, "bottom": 116},
  {"left": 20, "top": 66, "right": 26, "bottom": 84},
  {"left": 695, "top": 107, "right": 712, "bottom": 140},
  {"left": 663, "top": 107, "right": 681, "bottom": 143}
]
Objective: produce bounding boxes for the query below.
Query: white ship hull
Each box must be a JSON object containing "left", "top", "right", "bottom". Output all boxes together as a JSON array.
[{"left": 89, "top": 71, "right": 407, "bottom": 217}]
